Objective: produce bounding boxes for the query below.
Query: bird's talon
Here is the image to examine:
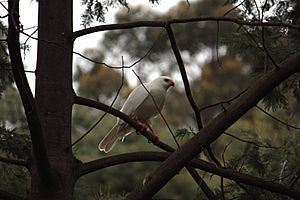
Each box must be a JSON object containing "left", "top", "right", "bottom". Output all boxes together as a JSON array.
[{"left": 153, "top": 136, "right": 160, "bottom": 144}]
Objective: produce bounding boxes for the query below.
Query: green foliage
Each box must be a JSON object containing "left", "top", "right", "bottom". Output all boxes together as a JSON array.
[
  {"left": 93, "top": 186, "right": 126, "bottom": 200},
  {"left": 81, "top": 0, "right": 106, "bottom": 27},
  {"left": 262, "top": 87, "right": 288, "bottom": 111},
  {"left": 222, "top": 132, "right": 300, "bottom": 199},
  {"left": 0, "top": 161, "right": 30, "bottom": 196},
  {"left": 0, "top": 127, "right": 30, "bottom": 197},
  {"left": 175, "top": 127, "right": 195, "bottom": 140},
  {"left": 223, "top": 0, "right": 300, "bottom": 111},
  {"left": 0, "top": 73, "right": 30, "bottom": 197},
  {"left": 0, "top": 127, "right": 31, "bottom": 159},
  {"left": 81, "top": 0, "right": 161, "bottom": 27}
]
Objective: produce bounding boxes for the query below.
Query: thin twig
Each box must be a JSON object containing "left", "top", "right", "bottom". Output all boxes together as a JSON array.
[
  {"left": 222, "top": 140, "right": 233, "bottom": 167},
  {"left": 0, "top": 67, "right": 35, "bottom": 73},
  {"left": 216, "top": 20, "right": 223, "bottom": 68},
  {"left": 199, "top": 88, "right": 248, "bottom": 112},
  {"left": 221, "top": 176, "right": 226, "bottom": 200},
  {"left": 255, "top": 105, "right": 300, "bottom": 130},
  {"left": 66, "top": 58, "right": 126, "bottom": 149},
  {"left": 253, "top": 0, "right": 261, "bottom": 21},
  {"left": 23, "top": 28, "right": 38, "bottom": 58},
  {"left": 165, "top": 23, "right": 203, "bottom": 130},
  {"left": 223, "top": 0, "right": 246, "bottom": 17},
  {"left": 0, "top": 2, "right": 8, "bottom": 11},
  {"left": 0, "top": 14, "right": 8, "bottom": 18},
  {"left": 223, "top": 131, "right": 281, "bottom": 149},
  {"left": 258, "top": 0, "right": 280, "bottom": 70}
]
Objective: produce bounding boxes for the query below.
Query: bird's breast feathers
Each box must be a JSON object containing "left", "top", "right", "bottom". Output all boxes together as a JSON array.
[{"left": 120, "top": 83, "right": 166, "bottom": 121}]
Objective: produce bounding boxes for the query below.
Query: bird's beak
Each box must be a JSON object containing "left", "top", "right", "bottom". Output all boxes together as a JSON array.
[{"left": 168, "top": 80, "right": 175, "bottom": 87}]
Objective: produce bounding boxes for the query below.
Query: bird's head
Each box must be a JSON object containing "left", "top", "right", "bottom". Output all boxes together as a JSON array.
[{"left": 154, "top": 76, "right": 175, "bottom": 90}]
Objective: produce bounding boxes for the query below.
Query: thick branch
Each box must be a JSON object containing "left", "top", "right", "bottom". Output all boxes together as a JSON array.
[
  {"left": 126, "top": 51, "right": 300, "bottom": 198},
  {"left": 72, "top": 17, "right": 300, "bottom": 40},
  {"left": 74, "top": 95, "right": 216, "bottom": 199},
  {"left": 77, "top": 151, "right": 300, "bottom": 198},
  {"left": 7, "top": 0, "right": 55, "bottom": 190}
]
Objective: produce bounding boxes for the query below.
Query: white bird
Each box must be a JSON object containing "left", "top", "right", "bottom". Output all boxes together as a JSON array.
[{"left": 98, "top": 76, "right": 174, "bottom": 153}]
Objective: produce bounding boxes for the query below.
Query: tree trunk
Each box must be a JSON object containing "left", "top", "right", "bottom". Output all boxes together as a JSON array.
[{"left": 32, "top": 0, "right": 74, "bottom": 199}]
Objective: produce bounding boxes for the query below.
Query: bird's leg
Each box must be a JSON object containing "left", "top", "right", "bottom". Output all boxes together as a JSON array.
[
  {"left": 133, "top": 117, "right": 148, "bottom": 132},
  {"left": 133, "top": 117, "right": 160, "bottom": 144},
  {"left": 145, "top": 123, "right": 160, "bottom": 144}
]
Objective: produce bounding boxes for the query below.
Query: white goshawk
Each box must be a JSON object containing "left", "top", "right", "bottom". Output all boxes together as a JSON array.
[{"left": 99, "top": 76, "right": 174, "bottom": 153}]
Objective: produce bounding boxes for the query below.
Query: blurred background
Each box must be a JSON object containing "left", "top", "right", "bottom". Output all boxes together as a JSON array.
[{"left": 1, "top": 0, "right": 300, "bottom": 199}]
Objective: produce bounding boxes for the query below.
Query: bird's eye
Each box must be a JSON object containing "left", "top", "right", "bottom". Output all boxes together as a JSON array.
[{"left": 164, "top": 78, "right": 169, "bottom": 82}]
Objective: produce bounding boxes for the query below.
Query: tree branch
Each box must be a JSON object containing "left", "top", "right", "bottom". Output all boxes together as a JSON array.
[
  {"left": 74, "top": 95, "right": 217, "bottom": 199},
  {"left": 255, "top": 105, "right": 300, "bottom": 130},
  {"left": 166, "top": 23, "right": 221, "bottom": 169},
  {"left": 165, "top": 23, "right": 203, "bottom": 130},
  {"left": 7, "top": 0, "right": 56, "bottom": 190},
  {"left": 125, "top": 50, "right": 300, "bottom": 198},
  {"left": 77, "top": 151, "right": 300, "bottom": 199},
  {"left": 0, "top": 156, "right": 28, "bottom": 168},
  {"left": 72, "top": 17, "right": 300, "bottom": 40}
]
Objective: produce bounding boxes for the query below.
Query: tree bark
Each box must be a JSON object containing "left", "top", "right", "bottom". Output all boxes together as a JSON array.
[{"left": 33, "top": 0, "right": 74, "bottom": 199}]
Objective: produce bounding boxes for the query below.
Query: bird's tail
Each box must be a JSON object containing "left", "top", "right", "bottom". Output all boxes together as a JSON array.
[{"left": 98, "top": 125, "right": 121, "bottom": 153}]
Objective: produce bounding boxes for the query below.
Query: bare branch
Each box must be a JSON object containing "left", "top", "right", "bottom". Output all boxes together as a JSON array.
[
  {"left": 0, "top": 2, "right": 8, "bottom": 12},
  {"left": 66, "top": 58, "right": 125, "bottom": 149},
  {"left": 260, "top": 16, "right": 280, "bottom": 70},
  {"left": 0, "top": 67, "right": 35, "bottom": 73},
  {"left": 165, "top": 23, "right": 203, "bottom": 130},
  {"left": 126, "top": 48, "right": 300, "bottom": 199},
  {"left": 215, "top": 21, "right": 223, "bottom": 68},
  {"left": 73, "top": 96, "right": 217, "bottom": 199},
  {"left": 72, "top": 17, "right": 300, "bottom": 40},
  {"left": 7, "top": 0, "right": 57, "bottom": 191},
  {"left": 166, "top": 23, "right": 222, "bottom": 168},
  {"left": 0, "top": 156, "right": 28, "bottom": 168},
  {"left": 255, "top": 105, "right": 300, "bottom": 130},
  {"left": 77, "top": 151, "right": 300, "bottom": 199},
  {"left": 222, "top": 140, "right": 233, "bottom": 167},
  {"left": 199, "top": 89, "right": 247, "bottom": 112},
  {"left": 223, "top": 131, "right": 281, "bottom": 149},
  {"left": 223, "top": 0, "right": 246, "bottom": 17}
]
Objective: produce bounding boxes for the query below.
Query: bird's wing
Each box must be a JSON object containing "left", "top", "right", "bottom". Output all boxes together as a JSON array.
[{"left": 120, "top": 83, "right": 150, "bottom": 118}]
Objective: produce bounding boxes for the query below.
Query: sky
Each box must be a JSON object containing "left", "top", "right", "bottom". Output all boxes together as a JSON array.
[{"left": 1, "top": 0, "right": 181, "bottom": 92}]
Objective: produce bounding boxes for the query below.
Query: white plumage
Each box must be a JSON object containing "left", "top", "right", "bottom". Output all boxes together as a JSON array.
[{"left": 98, "top": 76, "right": 174, "bottom": 153}]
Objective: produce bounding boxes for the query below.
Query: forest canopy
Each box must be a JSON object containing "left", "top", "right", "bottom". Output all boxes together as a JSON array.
[{"left": 0, "top": 0, "right": 300, "bottom": 199}]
